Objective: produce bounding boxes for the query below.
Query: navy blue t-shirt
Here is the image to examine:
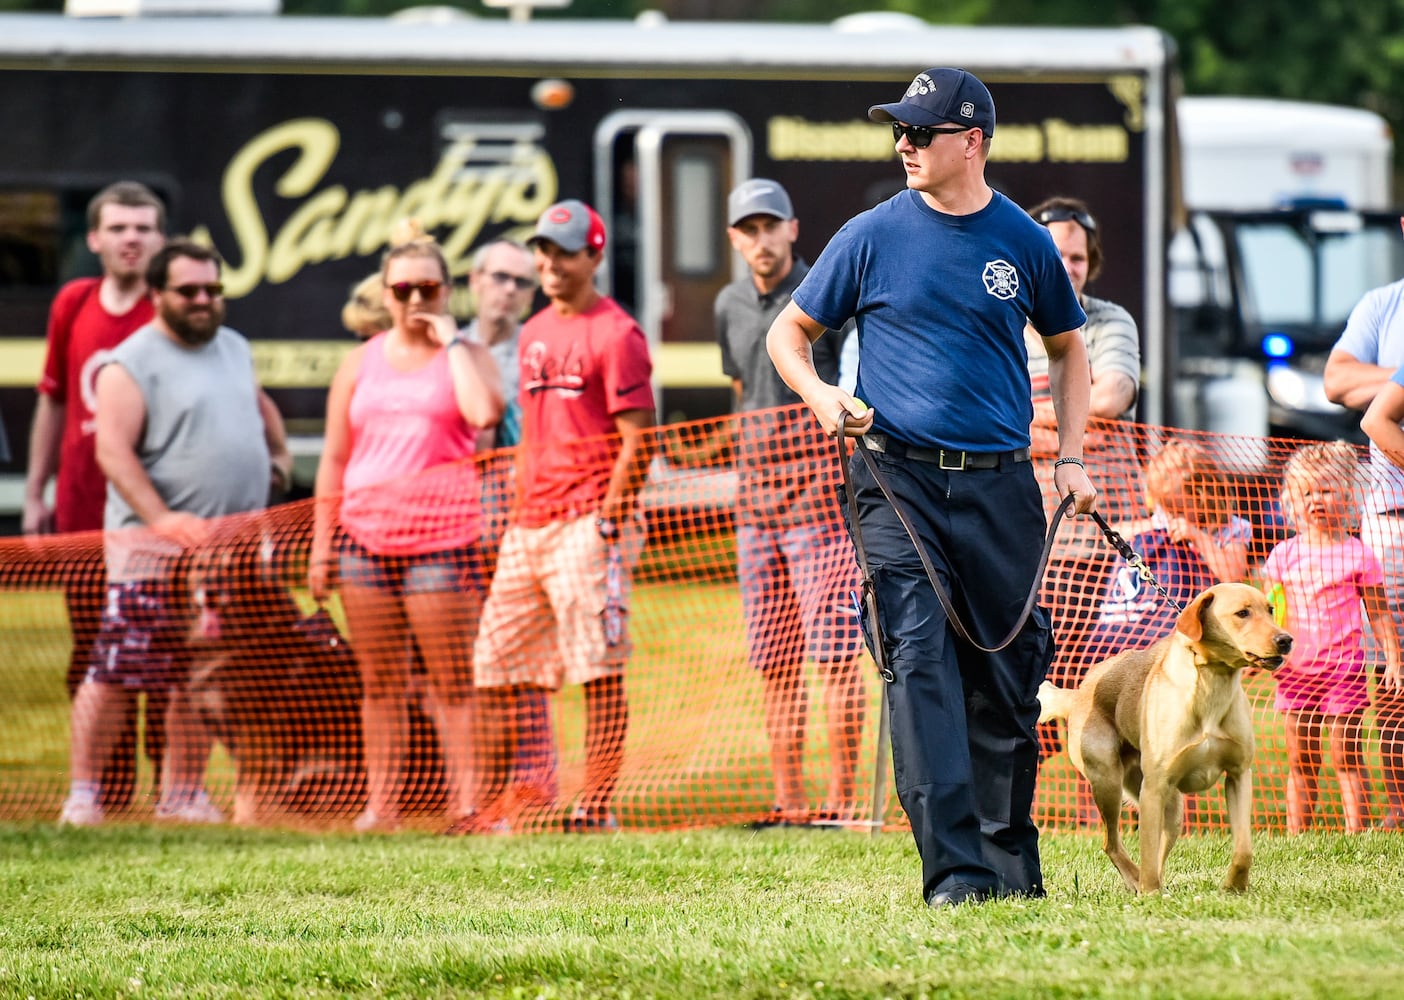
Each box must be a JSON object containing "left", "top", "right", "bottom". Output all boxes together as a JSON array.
[{"left": 792, "top": 189, "right": 1086, "bottom": 452}]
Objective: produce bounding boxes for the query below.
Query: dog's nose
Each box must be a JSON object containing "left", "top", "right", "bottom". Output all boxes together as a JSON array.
[{"left": 1275, "top": 633, "right": 1293, "bottom": 655}]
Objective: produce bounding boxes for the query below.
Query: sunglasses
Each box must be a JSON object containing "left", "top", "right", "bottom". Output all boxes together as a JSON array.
[
  {"left": 891, "top": 122, "right": 974, "bottom": 149},
  {"left": 388, "top": 280, "right": 444, "bottom": 302},
  {"left": 169, "top": 283, "right": 224, "bottom": 299},
  {"left": 488, "top": 271, "right": 535, "bottom": 291},
  {"left": 1035, "top": 207, "right": 1098, "bottom": 233}
]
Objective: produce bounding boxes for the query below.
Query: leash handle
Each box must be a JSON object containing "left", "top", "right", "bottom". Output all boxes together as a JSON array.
[
  {"left": 836, "top": 414, "right": 1077, "bottom": 662},
  {"left": 838, "top": 413, "right": 896, "bottom": 682}
]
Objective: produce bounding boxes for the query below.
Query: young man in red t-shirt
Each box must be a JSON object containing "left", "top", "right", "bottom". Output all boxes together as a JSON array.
[
  {"left": 470, "top": 200, "right": 655, "bottom": 833},
  {"left": 24, "top": 181, "right": 166, "bottom": 811}
]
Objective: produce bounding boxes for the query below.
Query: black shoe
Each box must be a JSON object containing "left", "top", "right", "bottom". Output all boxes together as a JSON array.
[{"left": 927, "top": 882, "right": 995, "bottom": 908}]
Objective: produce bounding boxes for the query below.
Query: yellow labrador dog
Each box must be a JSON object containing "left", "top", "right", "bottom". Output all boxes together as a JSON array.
[{"left": 1039, "top": 583, "right": 1293, "bottom": 894}]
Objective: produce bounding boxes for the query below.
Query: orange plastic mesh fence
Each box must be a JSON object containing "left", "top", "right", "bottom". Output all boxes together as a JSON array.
[{"left": 5, "top": 410, "right": 1402, "bottom": 835}]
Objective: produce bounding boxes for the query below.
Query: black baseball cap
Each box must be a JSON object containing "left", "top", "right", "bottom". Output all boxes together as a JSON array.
[{"left": 868, "top": 68, "right": 996, "bottom": 137}]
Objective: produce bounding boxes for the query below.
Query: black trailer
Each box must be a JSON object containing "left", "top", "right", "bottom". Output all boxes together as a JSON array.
[{"left": 0, "top": 11, "right": 1178, "bottom": 512}]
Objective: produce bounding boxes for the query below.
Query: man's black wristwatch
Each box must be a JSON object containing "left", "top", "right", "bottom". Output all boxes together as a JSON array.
[{"left": 596, "top": 517, "right": 619, "bottom": 540}]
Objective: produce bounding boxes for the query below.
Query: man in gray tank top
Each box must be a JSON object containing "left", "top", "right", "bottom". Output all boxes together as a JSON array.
[{"left": 60, "top": 239, "right": 291, "bottom": 828}]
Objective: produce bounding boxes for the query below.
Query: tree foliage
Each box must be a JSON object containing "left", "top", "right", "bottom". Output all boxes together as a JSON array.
[{"left": 632, "top": 0, "right": 1404, "bottom": 170}]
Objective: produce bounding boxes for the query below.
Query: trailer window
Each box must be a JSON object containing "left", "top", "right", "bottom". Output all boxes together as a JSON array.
[
  {"left": 670, "top": 154, "right": 721, "bottom": 277},
  {"left": 0, "top": 190, "right": 60, "bottom": 289}
]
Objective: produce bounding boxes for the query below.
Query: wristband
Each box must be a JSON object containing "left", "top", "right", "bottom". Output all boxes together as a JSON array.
[
  {"left": 447, "top": 337, "right": 471, "bottom": 351},
  {"left": 1054, "top": 456, "right": 1085, "bottom": 470},
  {"left": 596, "top": 517, "right": 619, "bottom": 540}
]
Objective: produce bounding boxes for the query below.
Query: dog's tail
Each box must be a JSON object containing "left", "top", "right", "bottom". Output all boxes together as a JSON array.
[{"left": 1036, "top": 680, "right": 1074, "bottom": 724}]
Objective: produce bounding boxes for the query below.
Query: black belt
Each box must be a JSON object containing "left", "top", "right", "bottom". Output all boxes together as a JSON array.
[
  {"left": 1379, "top": 508, "right": 1404, "bottom": 518},
  {"left": 861, "top": 433, "right": 1031, "bottom": 470}
]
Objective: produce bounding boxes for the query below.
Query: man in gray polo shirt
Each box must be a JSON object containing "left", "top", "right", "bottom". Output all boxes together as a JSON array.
[
  {"left": 716, "top": 178, "right": 866, "bottom": 829},
  {"left": 60, "top": 238, "right": 289, "bottom": 827}
]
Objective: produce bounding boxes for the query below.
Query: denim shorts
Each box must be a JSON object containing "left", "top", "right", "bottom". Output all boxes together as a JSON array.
[
  {"left": 338, "top": 536, "right": 482, "bottom": 597},
  {"left": 86, "top": 579, "right": 189, "bottom": 691},
  {"left": 736, "top": 522, "right": 864, "bottom": 673}
]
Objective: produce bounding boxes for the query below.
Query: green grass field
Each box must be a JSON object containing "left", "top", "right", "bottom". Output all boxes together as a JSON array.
[
  {"left": 4, "top": 823, "right": 1404, "bottom": 999},
  {"left": 6, "top": 533, "right": 1404, "bottom": 997}
]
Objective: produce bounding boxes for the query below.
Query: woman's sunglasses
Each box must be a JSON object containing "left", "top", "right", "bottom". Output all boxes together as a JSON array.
[{"left": 388, "top": 280, "right": 444, "bottom": 302}]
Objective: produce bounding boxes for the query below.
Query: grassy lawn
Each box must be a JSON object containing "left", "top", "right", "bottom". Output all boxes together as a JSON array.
[
  {"left": 4, "top": 523, "right": 1404, "bottom": 997},
  {"left": 3, "top": 824, "right": 1404, "bottom": 999}
]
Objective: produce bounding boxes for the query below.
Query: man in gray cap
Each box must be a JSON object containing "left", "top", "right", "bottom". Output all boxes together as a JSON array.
[
  {"left": 471, "top": 198, "right": 655, "bottom": 833},
  {"left": 768, "top": 69, "right": 1096, "bottom": 906},
  {"left": 715, "top": 179, "right": 865, "bottom": 830}
]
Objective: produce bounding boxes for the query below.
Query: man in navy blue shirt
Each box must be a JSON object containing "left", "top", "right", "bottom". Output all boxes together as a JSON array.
[{"left": 768, "top": 68, "right": 1097, "bottom": 907}]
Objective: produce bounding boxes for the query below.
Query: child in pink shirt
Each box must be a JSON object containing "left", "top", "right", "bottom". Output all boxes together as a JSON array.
[{"left": 1263, "top": 442, "right": 1401, "bottom": 833}]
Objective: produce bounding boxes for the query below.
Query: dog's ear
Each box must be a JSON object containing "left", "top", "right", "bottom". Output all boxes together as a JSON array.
[{"left": 1176, "top": 588, "right": 1214, "bottom": 642}]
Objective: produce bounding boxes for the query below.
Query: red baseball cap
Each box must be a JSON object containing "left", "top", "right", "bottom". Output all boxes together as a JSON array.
[{"left": 528, "top": 199, "right": 607, "bottom": 253}]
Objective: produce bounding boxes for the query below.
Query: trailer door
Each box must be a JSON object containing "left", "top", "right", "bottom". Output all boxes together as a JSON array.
[{"left": 595, "top": 111, "right": 750, "bottom": 425}]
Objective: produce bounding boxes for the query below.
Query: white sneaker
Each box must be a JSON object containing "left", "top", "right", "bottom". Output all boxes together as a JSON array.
[
  {"left": 156, "top": 792, "right": 225, "bottom": 825},
  {"left": 59, "top": 795, "right": 104, "bottom": 827}
]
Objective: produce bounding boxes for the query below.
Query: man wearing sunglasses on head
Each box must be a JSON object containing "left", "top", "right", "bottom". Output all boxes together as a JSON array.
[
  {"left": 1025, "top": 196, "right": 1140, "bottom": 432},
  {"left": 768, "top": 67, "right": 1096, "bottom": 908},
  {"left": 1023, "top": 196, "right": 1143, "bottom": 752},
  {"left": 62, "top": 238, "right": 291, "bottom": 828}
]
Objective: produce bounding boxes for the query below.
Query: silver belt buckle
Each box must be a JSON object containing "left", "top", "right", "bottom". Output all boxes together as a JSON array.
[{"left": 938, "top": 449, "right": 966, "bottom": 471}]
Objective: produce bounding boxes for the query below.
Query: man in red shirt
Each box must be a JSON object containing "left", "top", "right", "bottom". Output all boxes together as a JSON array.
[
  {"left": 24, "top": 181, "right": 166, "bottom": 811},
  {"left": 470, "top": 200, "right": 655, "bottom": 833}
]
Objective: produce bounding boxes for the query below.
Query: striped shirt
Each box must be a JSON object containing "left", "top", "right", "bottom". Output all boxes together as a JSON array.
[
  {"left": 1335, "top": 279, "right": 1404, "bottom": 512},
  {"left": 1025, "top": 294, "right": 1140, "bottom": 419}
]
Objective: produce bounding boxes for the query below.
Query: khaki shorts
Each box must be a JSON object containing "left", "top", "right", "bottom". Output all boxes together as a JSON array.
[{"left": 473, "top": 513, "right": 641, "bottom": 690}]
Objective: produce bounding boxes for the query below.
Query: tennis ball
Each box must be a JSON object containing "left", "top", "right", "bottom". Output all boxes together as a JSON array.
[
  {"left": 851, "top": 398, "right": 869, "bottom": 414},
  {"left": 1266, "top": 583, "right": 1287, "bottom": 628}
]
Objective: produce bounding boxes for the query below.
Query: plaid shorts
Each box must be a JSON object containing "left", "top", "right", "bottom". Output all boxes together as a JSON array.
[
  {"left": 474, "top": 514, "right": 641, "bottom": 690},
  {"left": 86, "top": 579, "right": 189, "bottom": 691},
  {"left": 736, "top": 523, "right": 864, "bottom": 673}
]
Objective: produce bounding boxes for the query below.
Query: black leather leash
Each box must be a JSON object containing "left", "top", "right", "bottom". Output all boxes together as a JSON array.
[
  {"left": 836, "top": 413, "right": 1077, "bottom": 681},
  {"left": 1086, "top": 509, "right": 1186, "bottom": 613}
]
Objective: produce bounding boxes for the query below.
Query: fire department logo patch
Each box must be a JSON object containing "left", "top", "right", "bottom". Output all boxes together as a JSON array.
[{"left": 982, "top": 260, "right": 1019, "bottom": 300}]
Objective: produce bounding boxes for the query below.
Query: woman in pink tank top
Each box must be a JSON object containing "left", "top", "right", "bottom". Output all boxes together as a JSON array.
[{"left": 310, "top": 228, "right": 504, "bottom": 833}]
